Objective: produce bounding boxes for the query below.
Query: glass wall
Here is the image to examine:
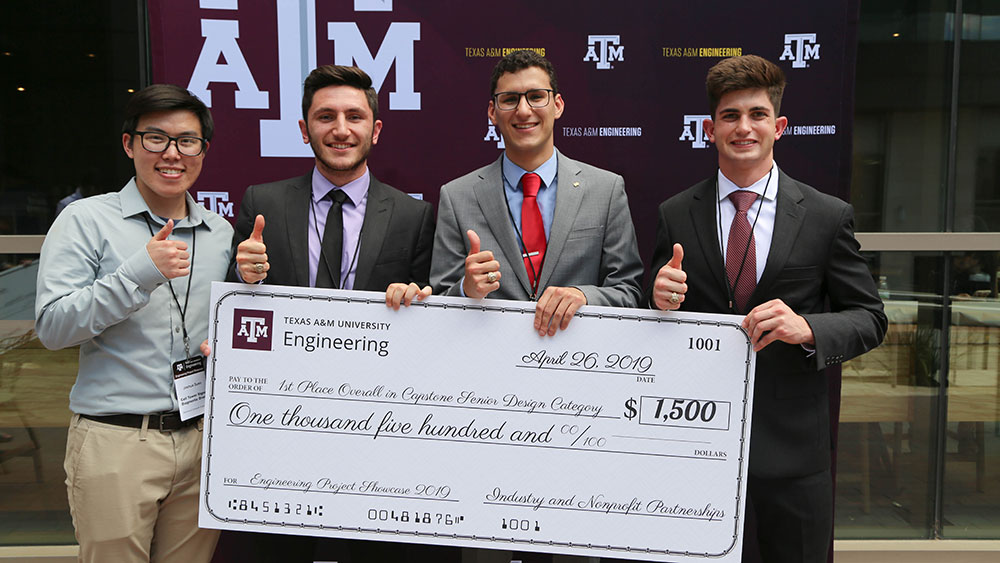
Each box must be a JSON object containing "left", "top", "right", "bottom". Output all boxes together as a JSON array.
[
  {"left": 836, "top": 250, "right": 1000, "bottom": 539},
  {"left": 836, "top": 0, "right": 1000, "bottom": 542},
  {"left": 0, "top": 0, "right": 141, "bottom": 546},
  {"left": 0, "top": 0, "right": 141, "bottom": 237}
]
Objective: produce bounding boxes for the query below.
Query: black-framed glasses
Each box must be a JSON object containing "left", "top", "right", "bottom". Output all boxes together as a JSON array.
[
  {"left": 132, "top": 130, "right": 207, "bottom": 156},
  {"left": 492, "top": 89, "right": 554, "bottom": 111}
]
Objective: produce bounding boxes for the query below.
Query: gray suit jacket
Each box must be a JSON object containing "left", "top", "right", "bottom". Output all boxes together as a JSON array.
[
  {"left": 228, "top": 173, "right": 434, "bottom": 292},
  {"left": 430, "top": 150, "right": 643, "bottom": 307}
]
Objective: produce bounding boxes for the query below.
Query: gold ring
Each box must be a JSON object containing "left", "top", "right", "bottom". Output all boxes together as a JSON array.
[
  {"left": 486, "top": 271, "right": 498, "bottom": 283},
  {"left": 254, "top": 263, "right": 264, "bottom": 274},
  {"left": 669, "top": 292, "right": 680, "bottom": 304}
]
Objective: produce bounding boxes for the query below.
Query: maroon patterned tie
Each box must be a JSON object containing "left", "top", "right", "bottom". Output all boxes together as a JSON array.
[
  {"left": 726, "top": 191, "right": 758, "bottom": 312},
  {"left": 520, "top": 173, "right": 546, "bottom": 288}
]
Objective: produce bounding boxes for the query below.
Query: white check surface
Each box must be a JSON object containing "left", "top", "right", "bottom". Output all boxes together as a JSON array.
[{"left": 200, "top": 282, "right": 755, "bottom": 561}]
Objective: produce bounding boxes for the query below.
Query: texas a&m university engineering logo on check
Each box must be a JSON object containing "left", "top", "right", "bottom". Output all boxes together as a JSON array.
[{"left": 200, "top": 282, "right": 756, "bottom": 562}]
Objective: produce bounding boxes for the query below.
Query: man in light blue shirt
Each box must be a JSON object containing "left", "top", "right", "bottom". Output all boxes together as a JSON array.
[{"left": 35, "top": 84, "right": 232, "bottom": 563}]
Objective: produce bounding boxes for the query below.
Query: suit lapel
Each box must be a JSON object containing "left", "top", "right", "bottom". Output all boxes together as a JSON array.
[
  {"left": 353, "top": 176, "right": 392, "bottom": 291},
  {"left": 538, "top": 151, "right": 583, "bottom": 290},
  {"left": 689, "top": 178, "right": 730, "bottom": 302},
  {"left": 755, "top": 170, "right": 805, "bottom": 302},
  {"left": 473, "top": 157, "right": 532, "bottom": 295},
  {"left": 285, "top": 174, "right": 312, "bottom": 287}
]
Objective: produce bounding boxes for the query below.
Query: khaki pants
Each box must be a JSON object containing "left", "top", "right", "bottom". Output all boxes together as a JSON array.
[{"left": 64, "top": 414, "right": 219, "bottom": 563}]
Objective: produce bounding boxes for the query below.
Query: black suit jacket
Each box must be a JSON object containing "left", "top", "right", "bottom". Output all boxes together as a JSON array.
[
  {"left": 646, "top": 170, "right": 886, "bottom": 478},
  {"left": 229, "top": 172, "right": 434, "bottom": 292}
]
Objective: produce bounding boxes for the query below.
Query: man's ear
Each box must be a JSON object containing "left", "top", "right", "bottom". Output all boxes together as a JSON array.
[
  {"left": 774, "top": 116, "right": 788, "bottom": 140},
  {"left": 122, "top": 132, "right": 135, "bottom": 159}
]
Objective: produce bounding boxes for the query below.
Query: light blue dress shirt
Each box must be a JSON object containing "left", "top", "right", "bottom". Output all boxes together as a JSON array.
[
  {"left": 35, "top": 178, "right": 233, "bottom": 415},
  {"left": 501, "top": 151, "right": 558, "bottom": 238}
]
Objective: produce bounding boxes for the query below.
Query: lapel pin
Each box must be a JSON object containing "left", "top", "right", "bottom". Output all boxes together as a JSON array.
[{"left": 573, "top": 182, "right": 580, "bottom": 188}]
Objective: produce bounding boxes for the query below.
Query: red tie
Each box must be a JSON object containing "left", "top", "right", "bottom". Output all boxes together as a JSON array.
[
  {"left": 520, "top": 172, "right": 546, "bottom": 288},
  {"left": 726, "top": 191, "right": 758, "bottom": 312}
]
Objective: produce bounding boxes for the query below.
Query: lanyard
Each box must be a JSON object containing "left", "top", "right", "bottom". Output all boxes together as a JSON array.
[{"left": 143, "top": 215, "right": 197, "bottom": 357}]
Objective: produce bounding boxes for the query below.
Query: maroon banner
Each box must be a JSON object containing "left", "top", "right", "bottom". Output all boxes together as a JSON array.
[{"left": 148, "top": 0, "right": 857, "bottom": 263}]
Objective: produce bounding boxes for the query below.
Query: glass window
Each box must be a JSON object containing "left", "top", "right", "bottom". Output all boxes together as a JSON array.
[
  {"left": 851, "top": 0, "right": 955, "bottom": 232},
  {"left": 0, "top": 0, "right": 141, "bottom": 235},
  {"left": 837, "top": 251, "right": 947, "bottom": 538},
  {"left": 954, "top": 2, "right": 1000, "bottom": 231},
  {"left": 942, "top": 250, "right": 1000, "bottom": 538},
  {"left": 0, "top": 255, "right": 76, "bottom": 545}
]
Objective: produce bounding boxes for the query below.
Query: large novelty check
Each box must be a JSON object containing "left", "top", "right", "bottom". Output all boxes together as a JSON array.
[{"left": 200, "top": 282, "right": 756, "bottom": 562}]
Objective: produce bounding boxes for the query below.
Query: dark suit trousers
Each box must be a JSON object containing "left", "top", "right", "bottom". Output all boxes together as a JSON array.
[{"left": 745, "top": 469, "right": 833, "bottom": 563}]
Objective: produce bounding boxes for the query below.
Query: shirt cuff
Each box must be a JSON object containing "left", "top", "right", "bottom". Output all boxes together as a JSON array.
[{"left": 126, "top": 246, "right": 168, "bottom": 291}]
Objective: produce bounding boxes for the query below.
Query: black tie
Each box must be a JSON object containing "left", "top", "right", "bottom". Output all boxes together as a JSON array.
[{"left": 316, "top": 190, "right": 349, "bottom": 288}]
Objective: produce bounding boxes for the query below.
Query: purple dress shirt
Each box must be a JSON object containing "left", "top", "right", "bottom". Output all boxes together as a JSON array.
[{"left": 308, "top": 167, "right": 369, "bottom": 289}]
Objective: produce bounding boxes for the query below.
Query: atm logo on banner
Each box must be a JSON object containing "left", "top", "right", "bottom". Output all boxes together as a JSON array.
[
  {"left": 233, "top": 309, "right": 274, "bottom": 351},
  {"left": 484, "top": 119, "right": 505, "bottom": 149},
  {"left": 780, "top": 33, "right": 820, "bottom": 68},
  {"left": 584, "top": 35, "right": 623, "bottom": 69},
  {"left": 679, "top": 115, "right": 711, "bottom": 149},
  {"left": 197, "top": 191, "right": 234, "bottom": 218},
  {"left": 186, "top": 0, "right": 419, "bottom": 157}
]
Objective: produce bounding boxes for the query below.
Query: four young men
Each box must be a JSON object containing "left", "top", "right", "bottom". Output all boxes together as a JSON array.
[{"left": 36, "top": 51, "right": 884, "bottom": 563}]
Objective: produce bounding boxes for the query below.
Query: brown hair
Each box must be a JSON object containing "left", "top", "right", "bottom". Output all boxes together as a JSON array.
[
  {"left": 706, "top": 55, "right": 786, "bottom": 117},
  {"left": 490, "top": 50, "right": 558, "bottom": 96},
  {"left": 302, "top": 65, "right": 379, "bottom": 120}
]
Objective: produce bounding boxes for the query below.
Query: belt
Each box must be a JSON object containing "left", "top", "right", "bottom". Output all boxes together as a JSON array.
[{"left": 81, "top": 412, "right": 199, "bottom": 431}]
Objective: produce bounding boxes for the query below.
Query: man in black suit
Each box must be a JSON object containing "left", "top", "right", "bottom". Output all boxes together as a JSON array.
[
  {"left": 646, "top": 55, "right": 886, "bottom": 563},
  {"left": 232, "top": 64, "right": 432, "bottom": 298},
  {"left": 224, "top": 64, "right": 436, "bottom": 562}
]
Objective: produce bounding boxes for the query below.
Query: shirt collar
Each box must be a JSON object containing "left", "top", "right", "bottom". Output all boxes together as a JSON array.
[
  {"left": 312, "top": 166, "right": 370, "bottom": 205},
  {"left": 502, "top": 150, "right": 558, "bottom": 191},
  {"left": 119, "top": 177, "right": 210, "bottom": 229},
  {"left": 717, "top": 161, "right": 779, "bottom": 202}
]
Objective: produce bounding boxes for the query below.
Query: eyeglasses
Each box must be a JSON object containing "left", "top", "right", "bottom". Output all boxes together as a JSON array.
[
  {"left": 132, "top": 131, "right": 207, "bottom": 157},
  {"left": 492, "top": 89, "right": 554, "bottom": 111}
]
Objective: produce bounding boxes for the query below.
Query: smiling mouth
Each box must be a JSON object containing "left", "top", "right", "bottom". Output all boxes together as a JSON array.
[
  {"left": 513, "top": 123, "right": 538, "bottom": 130},
  {"left": 157, "top": 167, "right": 184, "bottom": 175},
  {"left": 732, "top": 140, "right": 757, "bottom": 146}
]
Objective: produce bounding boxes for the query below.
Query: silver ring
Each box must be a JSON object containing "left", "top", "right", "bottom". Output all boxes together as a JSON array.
[
  {"left": 669, "top": 292, "right": 680, "bottom": 305},
  {"left": 254, "top": 263, "right": 264, "bottom": 274},
  {"left": 486, "top": 271, "right": 498, "bottom": 283}
]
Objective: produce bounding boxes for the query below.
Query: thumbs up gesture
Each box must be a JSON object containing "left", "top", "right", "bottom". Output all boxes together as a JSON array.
[
  {"left": 236, "top": 214, "right": 269, "bottom": 283},
  {"left": 146, "top": 219, "right": 190, "bottom": 279},
  {"left": 652, "top": 243, "right": 687, "bottom": 311},
  {"left": 462, "top": 229, "right": 501, "bottom": 299}
]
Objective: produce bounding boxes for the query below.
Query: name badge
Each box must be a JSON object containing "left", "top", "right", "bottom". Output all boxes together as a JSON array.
[{"left": 173, "top": 356, "right": 207, "bottom": 420}]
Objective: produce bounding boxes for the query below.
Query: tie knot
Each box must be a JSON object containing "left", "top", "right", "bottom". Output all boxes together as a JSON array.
[
  {"left": 728, "top": 190, "right": 757, "bottom": 213},
  {"left": 328, "top": 189, "right": 350, "bottom": 206},
  {"left": 521, "top": 173, "right": 542, "bottom": 198}
]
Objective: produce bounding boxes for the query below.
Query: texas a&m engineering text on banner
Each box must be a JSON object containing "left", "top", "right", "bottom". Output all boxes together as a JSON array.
[{"left": 147, "top": 0, "right": 857, "bottom": 260}]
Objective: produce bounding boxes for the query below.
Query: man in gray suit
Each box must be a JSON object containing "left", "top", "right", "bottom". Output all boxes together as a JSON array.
[
  {"left": 646, "top": 55, "right": 886, "bottom": 563},
  {"left": 430, "top": 50, "right": 643, "bottom": 337}
]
